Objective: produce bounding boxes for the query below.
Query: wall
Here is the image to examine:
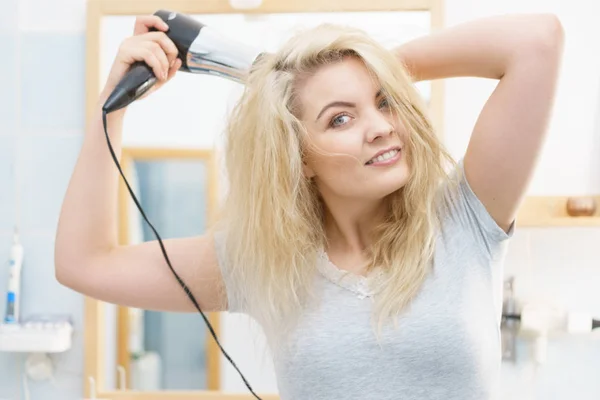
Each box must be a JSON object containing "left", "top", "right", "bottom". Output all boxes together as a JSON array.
[
  {"left": 0, "top": 0, "right": 87, "bottom": 399},
  {"left": 0, "top": 1, "right": 599, "bottom": 400}
]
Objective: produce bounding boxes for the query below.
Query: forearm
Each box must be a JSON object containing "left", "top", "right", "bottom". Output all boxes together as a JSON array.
[
  {"left": 55, "top": 91, "right": 126, "bottom": 271},
  {"left": 395, "top": 13, "right": 564, "bottom": 82}
]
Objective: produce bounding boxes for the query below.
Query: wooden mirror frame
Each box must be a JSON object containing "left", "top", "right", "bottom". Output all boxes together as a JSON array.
[
  {"left": 84, "top": 0, "right": 444, "bottom": 399},
  {"left": 117, "top": 147, "right": 221, "bottom": 392}
]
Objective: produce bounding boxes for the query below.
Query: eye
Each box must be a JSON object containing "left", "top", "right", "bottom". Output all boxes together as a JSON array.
[
  {"left": 379, "top": 97, "right": 390, "bottom": 109},
  {"left": 329, "top": 113, "right": 351, "bottom": 128}
]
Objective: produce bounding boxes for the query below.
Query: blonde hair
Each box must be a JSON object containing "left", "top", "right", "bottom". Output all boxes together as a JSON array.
[{"left": 213, "top": 23, "right": 457, "bottom": 343}]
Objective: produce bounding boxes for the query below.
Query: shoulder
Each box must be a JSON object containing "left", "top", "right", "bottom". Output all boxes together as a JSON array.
[
  {"left": 211, "top": 226, "right": 248, "bottom": 314},
  {"left": 436, "top": 159, "right": 515, "bottom": 258}
]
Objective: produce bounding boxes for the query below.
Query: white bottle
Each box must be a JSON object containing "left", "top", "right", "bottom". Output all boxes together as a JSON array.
[{"left": 4, "top": 230, "right": 24, "bottom": 324}]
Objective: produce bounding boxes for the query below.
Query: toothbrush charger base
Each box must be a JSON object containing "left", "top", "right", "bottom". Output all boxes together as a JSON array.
[{"left": 0, "top": 322, "right": 73, "bottom": 353}]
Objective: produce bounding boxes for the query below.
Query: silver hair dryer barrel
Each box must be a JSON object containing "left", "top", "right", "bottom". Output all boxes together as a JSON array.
[
  {"left": 184, "top": 24, "right": 265, "bottom": 82},
  {"left": 102, "top": 10, "right": 266, "bottom": 113}
]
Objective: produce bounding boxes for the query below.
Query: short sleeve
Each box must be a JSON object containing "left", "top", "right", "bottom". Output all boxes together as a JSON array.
[
  {"left": 213, "top": 229, "right": 247, "bottom": 313},
  {"left": 438, "top": 159, "right": 515, "bottom": 256}
]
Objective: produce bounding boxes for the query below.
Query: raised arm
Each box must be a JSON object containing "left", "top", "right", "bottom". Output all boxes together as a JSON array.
[
  {"left": 396, "top": 14, "right": 565, "bottom": 231},
  {"left": 55, "top": 16, "right": 226, "bottom": 312}
]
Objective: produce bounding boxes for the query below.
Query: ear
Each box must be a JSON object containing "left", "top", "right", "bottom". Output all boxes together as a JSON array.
[{"left": 302, "top": 160, "right": 316, "bottom": 179}]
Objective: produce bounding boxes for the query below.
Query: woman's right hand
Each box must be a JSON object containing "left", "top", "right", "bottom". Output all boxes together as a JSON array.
[{"left": 101, "top": 15, "right": 182, "bottom": 102}]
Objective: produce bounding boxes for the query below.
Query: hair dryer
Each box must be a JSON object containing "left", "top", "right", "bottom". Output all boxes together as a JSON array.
[{"left": 102, "top": 9, "right": 266, "bottom": 113}]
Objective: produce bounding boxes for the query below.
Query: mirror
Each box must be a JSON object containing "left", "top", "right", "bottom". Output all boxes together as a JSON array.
[
  {"left": 114, "top": 148, "right": 220, "bottom": 391},
  {"left": 85, "top": 0, "right": 443, "bottom": 398}
]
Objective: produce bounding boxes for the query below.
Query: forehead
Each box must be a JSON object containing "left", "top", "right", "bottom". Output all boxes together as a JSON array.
[{"left": 298, "top": 58, "right": 380, "bottom": 110}]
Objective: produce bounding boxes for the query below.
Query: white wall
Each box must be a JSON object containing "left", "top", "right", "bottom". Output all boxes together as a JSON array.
[
  {"left": 443, "top": 0, "right": 600, "bottom": 196},
  {"left": 99, "top": 2, "right": 600, "bottom": 399}
]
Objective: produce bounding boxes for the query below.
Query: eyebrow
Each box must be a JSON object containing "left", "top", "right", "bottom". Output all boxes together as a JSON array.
[{"left": 315, "top": 89, "right": 384, "bottom": 122}]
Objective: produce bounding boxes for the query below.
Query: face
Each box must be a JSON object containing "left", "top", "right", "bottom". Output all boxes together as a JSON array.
[{"left": 298, "top": 57, "right": 410, "bottom": 201}]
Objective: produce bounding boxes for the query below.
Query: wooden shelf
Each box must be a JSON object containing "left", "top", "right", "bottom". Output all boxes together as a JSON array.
[{"left": 517, "top": 196, "right": 600, "bottom": 227}]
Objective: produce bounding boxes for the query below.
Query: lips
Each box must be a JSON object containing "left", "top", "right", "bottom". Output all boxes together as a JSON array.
[{"left": 365, "top": 147, "right": 401, "bottom": 165}]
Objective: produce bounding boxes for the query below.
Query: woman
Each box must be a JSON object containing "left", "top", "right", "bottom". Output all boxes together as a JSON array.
[{"left": 55, "top": 12, "right": 564, "bottom": 399}]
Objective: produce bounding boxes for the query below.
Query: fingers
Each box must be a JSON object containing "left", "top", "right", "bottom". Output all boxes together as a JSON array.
[
  {"left": 141, "top": 40, "right": 170, "bottom": 80},
  {"left": 146, "top": 31, "right": 179, "bottom": 67},
  {"left": 133, "top": 15, "right": 169, "bottom": 35},
  {"left": 137, "top": 47, "right": 164, "bottom": 81},
  {"left": 149, "top": 58, "right": 181, "bottom": 95},
  {"left": 122, "top": 31, "right": 178, "bottom": 81},
  {"left": 122, "top": 15, "right": 180, "bottom": 82},
  {"left": 167, "top": 58, "right": 182, "bottom": 80}
]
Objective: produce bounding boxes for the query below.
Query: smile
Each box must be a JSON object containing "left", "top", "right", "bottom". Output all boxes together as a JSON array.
[{"left": 365, "top": 149, "right": 401, "bottom": 166}]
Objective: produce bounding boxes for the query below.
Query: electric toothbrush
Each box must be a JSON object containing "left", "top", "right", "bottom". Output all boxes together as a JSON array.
[{"left": 4, "top": 229, "right": 23, "bottom": 324}]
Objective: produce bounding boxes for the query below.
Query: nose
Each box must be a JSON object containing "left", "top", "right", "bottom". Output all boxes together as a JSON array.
[{"left": 365, "top": 111, "right": 394, "bottom": 143}]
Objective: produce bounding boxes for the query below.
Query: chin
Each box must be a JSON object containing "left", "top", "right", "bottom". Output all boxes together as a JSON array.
[
  {"left": 321, "top": 162, "right": 411, "bottom": 200},
  {"left": 361, "top": 172, "right": 410, "bottom": 200},
  {"left": 376, "top": 163, "right": 411, "bottom": 197},
  {"left": 376, "top": 178, "right": 409, "bottom": 199}
]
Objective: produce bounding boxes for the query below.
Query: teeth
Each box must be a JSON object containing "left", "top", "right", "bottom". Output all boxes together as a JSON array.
[{"left": 367, "top": 149, "right": 399, "bottom": 165}]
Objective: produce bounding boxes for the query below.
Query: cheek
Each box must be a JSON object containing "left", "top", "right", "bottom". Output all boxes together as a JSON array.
[
  {"left": 393, "top": 118, "right": 408, "bottom": 140},
  {"left": 307, "top": 136, "right": 363, "bottom": 174}
]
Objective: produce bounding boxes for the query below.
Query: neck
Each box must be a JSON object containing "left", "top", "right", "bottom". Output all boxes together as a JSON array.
[{"left": 321, "top": 194, "right": 387, "bottom": 254}]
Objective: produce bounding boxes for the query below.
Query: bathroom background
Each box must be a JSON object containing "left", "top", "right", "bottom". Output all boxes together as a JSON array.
[{"left": 0, "top": 0, "right": 599, "bottom": 399}]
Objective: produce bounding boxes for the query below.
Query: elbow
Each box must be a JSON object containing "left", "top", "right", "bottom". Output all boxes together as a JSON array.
[
  {"left": 509, "top": 14, "right": 564, "bottom": 72},
  {"left": 54, "top": 248, "right": 85, "bottom": 290},
  {"left": 55, "top": 259, "right": 90, "bottom": 295},
  {"left": 54, "top": 235, "right": 76, "bottom": 289},
  {"left": 55, "top": 249, "right": 110, "bottom": 293},
  {"left": 526, "top": 14, "right": 565, "bottom": 57},
  {"left": 54, "top": 257, "right": 76, "bottom": 289},
  {"left": 540, "top": 14, "right": 564, "bottom": 51},
  {"left": 54, "top": 243, "right": 69, "bottom": 287},
  {"left": 54, "top": 238, "right": 108, "bottom": 290}
]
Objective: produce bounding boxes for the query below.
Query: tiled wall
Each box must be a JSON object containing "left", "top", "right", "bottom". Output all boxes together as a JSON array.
[{"left": 0, "top": 0, "right": 86, "bottom": 399}]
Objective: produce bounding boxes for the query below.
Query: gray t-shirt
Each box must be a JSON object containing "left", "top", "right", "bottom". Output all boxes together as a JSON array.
[{"left": 216, "top": 160, "right": 514, "bottom": 400}]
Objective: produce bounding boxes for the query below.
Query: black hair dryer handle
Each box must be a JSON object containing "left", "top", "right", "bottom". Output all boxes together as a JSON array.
[
  {"left": 102, "top": 62, "right": 157, "bottom": 113},
  {"left": 102, "top": 9, "right": 201, "bottom": 113}
]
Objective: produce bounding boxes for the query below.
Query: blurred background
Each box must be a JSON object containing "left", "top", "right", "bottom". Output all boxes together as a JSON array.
[{"left": 0, "top": 0, "right": 599, "bottom": 399}]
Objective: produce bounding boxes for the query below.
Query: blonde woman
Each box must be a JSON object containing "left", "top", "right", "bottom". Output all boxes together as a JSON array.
[{"left": 56, "top": 12, "right": 564, "bottom": 399}]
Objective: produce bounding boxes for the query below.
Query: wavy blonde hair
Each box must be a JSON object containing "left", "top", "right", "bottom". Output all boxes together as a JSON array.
[{"left": 213, "top": 23, "right": 457, "bottom": 342}]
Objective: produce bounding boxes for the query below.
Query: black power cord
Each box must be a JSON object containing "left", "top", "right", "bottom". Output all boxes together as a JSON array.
[
  {"left": 503, "top": 312, "right": 600, "bottom": 331},
  {"left": 101, "top": 109, "right": 262, "bottom": 400}
]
